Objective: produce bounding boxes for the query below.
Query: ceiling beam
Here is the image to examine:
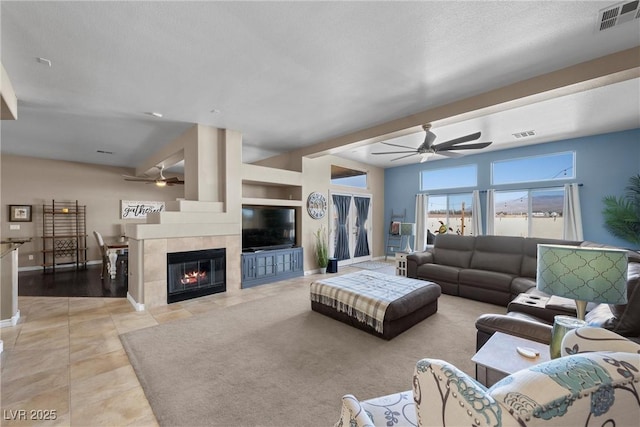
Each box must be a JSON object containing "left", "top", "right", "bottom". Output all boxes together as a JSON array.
[{"left": 298, "top": 46, "right": 640, "bottom": 158}]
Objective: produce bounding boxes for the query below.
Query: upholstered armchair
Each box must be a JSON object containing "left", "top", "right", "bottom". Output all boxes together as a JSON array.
[{"left": 335, "top": 328, "right": 640, "bottom": 427}]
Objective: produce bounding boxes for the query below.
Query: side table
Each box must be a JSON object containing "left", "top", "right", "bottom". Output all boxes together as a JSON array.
[
  {"left": 395, "top": 251, "right": 409, "bottom": 276},
  {"left": 472, "top": 331, "right": 550, "bottom": 387}
]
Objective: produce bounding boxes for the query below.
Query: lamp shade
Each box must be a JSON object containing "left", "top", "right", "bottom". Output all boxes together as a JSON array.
[
  {"left": 400, "top": 223, "right": 416, "bottom": 236},
  {"left": 536, "top": 244, "right": 628, "bottom": 305}
]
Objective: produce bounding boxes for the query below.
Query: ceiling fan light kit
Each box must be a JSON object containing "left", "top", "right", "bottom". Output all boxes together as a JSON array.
[{"left": 372, "top": 123, "right": 493, "bottom": 163}]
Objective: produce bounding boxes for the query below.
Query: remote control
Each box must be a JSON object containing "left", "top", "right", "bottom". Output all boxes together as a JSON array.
[{"left": 516, "top": 346, "right": 539, "bottom": 359}]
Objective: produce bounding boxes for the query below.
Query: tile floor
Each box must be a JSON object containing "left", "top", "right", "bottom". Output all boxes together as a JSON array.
[{"left": 1, "top": 264, "right": 392, "bottom": 426}]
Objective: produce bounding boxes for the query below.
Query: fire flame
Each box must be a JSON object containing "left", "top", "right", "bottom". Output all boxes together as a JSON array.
[{"left": 180, "top": 270, "right": 207, "bottom": 285}]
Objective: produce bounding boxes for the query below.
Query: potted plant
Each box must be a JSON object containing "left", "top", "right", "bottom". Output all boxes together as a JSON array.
[
  {"left": 314, "top": 225, "right": 329, "bottom": 273},
  {"left": 602, "top": 174, "right": 640, "bottom": 247}
]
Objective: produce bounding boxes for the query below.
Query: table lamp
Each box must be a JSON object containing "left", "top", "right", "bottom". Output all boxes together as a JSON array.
[
  {"left": 400, "top": 223, "right": 416, "bottom": 253},
  {"left": 536, "top": 244, "right": 628, "bottom": 357}
]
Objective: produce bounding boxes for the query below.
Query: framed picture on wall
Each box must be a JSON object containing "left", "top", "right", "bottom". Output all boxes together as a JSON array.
[{"left": 9, "top": 204, "right": 32, "bottom": 222}]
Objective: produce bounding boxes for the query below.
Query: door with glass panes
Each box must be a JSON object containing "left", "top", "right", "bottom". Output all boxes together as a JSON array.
[{"left": 328, "top": 192, "right": 372, "bottom": 266}]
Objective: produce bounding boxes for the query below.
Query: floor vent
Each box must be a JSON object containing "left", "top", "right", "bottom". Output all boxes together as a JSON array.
[{"left": 597, "top": 1, "right": 639, "bottom": 31}]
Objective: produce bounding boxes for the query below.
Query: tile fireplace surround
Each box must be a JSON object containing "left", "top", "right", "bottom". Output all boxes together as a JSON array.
[{"left": 131, "top": 234, "right": 242, "bottom": 310}]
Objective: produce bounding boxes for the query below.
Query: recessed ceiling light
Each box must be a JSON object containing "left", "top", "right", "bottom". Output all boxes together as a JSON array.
[
  {"left": 36, "top": 57, "right": 52, "bottom": 67},
  {"left": 146, "top": 112, "right": 163, "bottom": 118}
]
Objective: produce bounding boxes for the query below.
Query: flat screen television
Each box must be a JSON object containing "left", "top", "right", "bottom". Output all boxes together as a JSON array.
[{"left": 242, "top": 205, "right": 296, "bottom": 251}]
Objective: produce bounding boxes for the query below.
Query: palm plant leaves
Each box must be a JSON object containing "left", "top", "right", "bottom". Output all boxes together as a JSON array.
[{"left": 602, "top": 174, "right": 640, "bottom": 245}]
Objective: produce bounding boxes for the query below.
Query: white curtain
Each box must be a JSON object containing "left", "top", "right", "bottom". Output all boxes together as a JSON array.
[
  {"left": 563, "top": 183, "right": 584, "bottom": 240},
  {"left": 485, "top": 189, "right": 495, "bottom": 235},
  {"left": 415, "top": 193, "right": 428, "bottom": 251},
  {"left": 472, "top": 190, "right": 483, "bottom": 236}
]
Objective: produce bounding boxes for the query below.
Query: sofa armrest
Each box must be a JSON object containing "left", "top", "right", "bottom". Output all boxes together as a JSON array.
[
  {"left": 334, "top": 394, "right": 375, "bottom": 427},
  {"left": 406, "top": 251, "right": 433, "bottom": 278},
  {"left": 561, "top": 326, "right": 640, "bottom": 356},
  {"left": 475, "top": 313, "right": 552, "bottom": 349}
]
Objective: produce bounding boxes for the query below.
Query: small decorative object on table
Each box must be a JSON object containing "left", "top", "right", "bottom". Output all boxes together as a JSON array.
[
  {"left": 549, "top": 315, "right": 586, "bottom": 359},
  {"left": 399, "top": 223, "right": 415, "bottom": 253}
]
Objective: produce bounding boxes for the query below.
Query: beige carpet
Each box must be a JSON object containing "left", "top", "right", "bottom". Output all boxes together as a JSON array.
[{"left": 120, "top": 283, "right": 504, "bottom": 426}]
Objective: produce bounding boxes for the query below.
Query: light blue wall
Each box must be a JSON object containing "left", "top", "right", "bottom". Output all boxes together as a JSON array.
[{"left": 384, "top": 128, "right": 640, "bottom": 249}]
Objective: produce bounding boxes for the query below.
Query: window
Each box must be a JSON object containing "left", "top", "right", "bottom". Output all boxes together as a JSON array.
[
  {"left": 331, "top": 165, "right": 367, "bottom": 188},
  {"left": 426, "top": 193, "right": 476, "bottom": 236},
  {"left": 492, "top": 152, "right": 574, "bottom": 185},
  {"left": 493, "top": 187, "right": 564, "bottom": 238},
  {"left": 420, "top": 164, "right": 477, "bottom": 191}
]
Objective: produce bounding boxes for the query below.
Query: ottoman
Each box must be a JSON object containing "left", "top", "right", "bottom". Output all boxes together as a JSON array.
[{"left": 310, "top": 270, "right": 441, "bottom": 340}]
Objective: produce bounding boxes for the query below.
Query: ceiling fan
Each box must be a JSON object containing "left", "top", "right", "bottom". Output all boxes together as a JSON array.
[
  {"left": 372, "top": 124, "right": 492, "bottom": 163},
  {"left": 123, "top": 165, "right": 184, "bottom": 187}
]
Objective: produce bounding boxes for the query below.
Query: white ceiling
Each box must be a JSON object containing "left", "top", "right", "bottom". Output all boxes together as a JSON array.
[{"left": 1, "top": 1, "right": 639, "bottom": 170}]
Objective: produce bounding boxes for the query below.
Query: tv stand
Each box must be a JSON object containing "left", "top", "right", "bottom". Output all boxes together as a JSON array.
[{"left": 241, "top": 246, "right": 303, "bottom": 289}]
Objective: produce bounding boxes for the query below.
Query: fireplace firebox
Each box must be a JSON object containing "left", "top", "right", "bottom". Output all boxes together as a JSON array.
[{"left": 167, "top": 248, "right": 226, "bottom": 303}]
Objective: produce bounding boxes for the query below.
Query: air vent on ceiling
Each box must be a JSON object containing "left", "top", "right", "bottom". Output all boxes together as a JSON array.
[
  {"left": 596, "top": 1, "right": 639, "bottom": 31},
  {"left": 512, "top": 130, "right": 536, "bottom": 139}
]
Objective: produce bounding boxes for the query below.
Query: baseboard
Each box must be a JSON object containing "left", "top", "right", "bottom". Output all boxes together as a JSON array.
[
  {"left": 127, "top": 292, "right": 145, "bottom": 312},
  {"left": 0, "top": 310, "right": 20, "bottom": 328},
  {"left": 18, "top": 260, "right": 101, "bottom": 272}
]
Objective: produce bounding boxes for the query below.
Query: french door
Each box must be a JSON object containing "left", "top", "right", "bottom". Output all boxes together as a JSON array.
[{"left": 328, "top": 192, "right": 372, "bottom": 266}]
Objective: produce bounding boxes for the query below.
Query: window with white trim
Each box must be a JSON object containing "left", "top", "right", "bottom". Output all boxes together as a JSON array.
[
  {"left": 427, "top": 193, "right": 476, "bottom": 236},
  {"left": 420, "top": 164, "right": 477, "bottom": 191},
  {"left": 493, "top": 187, "right": 564, "bottom": 238},
  {"left": 492, "top": 152, "right": 575, "bottom": 185}
]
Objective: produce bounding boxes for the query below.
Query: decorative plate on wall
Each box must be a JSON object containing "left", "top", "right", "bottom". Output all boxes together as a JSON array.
[{"left": 307, "top": 192, "right": 327, "bottom": 219}]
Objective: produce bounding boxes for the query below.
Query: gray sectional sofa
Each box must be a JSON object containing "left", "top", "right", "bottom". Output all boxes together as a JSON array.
[
  {"left": 406, "top": 233, "right": 640, "bottom": 344},
  {"left": 406, "top": 234, "right": 581, "bottom": 306}
]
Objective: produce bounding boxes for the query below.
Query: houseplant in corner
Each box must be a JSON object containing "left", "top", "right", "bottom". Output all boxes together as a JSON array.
[
  {"left": 602, "top": 174, "right": 640, "bottom": 247},
  {"left": 314, "top": 225, "right": 329, "bottom": 273}
]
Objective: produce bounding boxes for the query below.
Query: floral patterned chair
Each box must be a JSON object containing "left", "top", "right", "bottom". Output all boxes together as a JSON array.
[{"left": 335, "top": 327, "right": 640, "bottom": 427}]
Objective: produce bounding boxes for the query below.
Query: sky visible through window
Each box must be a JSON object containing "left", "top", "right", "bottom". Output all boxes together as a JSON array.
[
  {"left": 331, "top": 175, "right": 367, "bottom": 188},
  {"left": 421, "top": 164, "right": 477, "bottom": 190},
  {"left": 492, "top": 152, "right": 574, "bottom": 185}
]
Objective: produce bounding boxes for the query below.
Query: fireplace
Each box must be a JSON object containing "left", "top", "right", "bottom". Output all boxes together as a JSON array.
[{"left": 167, "top": 248, "right": 226, "bottom": 303}]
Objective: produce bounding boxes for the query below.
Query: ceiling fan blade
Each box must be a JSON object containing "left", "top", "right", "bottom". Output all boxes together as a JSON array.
[
  {"left": 433, "top": 131, "right": 481, "bottom": 150},
  {"left": 124, "top": 177, "right": 154, "bottom": 182},
  {"left": 443, "top": 141, "right": 492, "bottom": 151},
  {"left": 437, "top": 151, "right": 464, "bottom": 158},
  {"left": 391, "top": 153, "right": 419, "bottom": 161},
  {"left": 123, "top": 174, "right": 152, "bottom": 180},
  {"left": 382, "top": 142, "right": 417, "bottom": 149},
  {"left": 164, "top": 176, "right": 184, "bottom": 184},
  {"left": 422, "top": 130, "right": 437, "bottom": 148},
  {"left": 371, "top": 150, "right": 418, "bottom": 155}
]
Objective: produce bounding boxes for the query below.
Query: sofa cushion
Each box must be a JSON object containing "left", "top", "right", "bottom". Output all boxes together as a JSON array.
[
  {"left": 432, "top": 234, "right": 475, "bottom": 268},
  {"left": 511, "top": 276, "right": 536, "bottom": 296},
  {"left": 417, "top": 263, "right": 461, "bottom": 285},
  {"left": 469, "top": 236, "right": 524, "bottom": 276},
  {"left": 610, "top": 261, "right": 640, "bottom": 336},
  {"left": 459, "top": 269, "right": 515, "bottom": 292},
  {"left": 580, "top": 240, "right": 640, "bottom": 263},
  {"left": 520, "top": 237, "right": 582, "bottom": 278}
]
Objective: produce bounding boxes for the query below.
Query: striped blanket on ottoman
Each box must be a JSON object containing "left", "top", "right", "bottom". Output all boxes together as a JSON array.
[{"left": 310, "top": 270, "right": 441, "bottom": 340}]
